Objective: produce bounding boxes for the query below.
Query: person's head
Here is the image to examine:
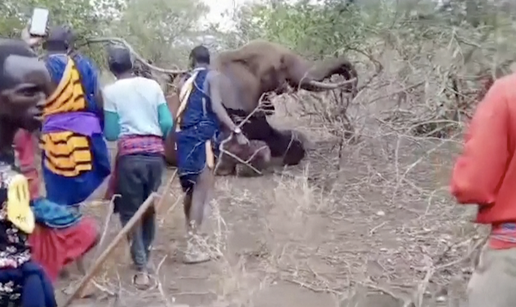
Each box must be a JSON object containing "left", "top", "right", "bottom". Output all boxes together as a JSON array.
[
  {"left": 0, "top": 39, "right": 51, "bottom": 144},
  {"left": 107, "top": 45, "right": 133, "bottom": 78},
  {"left": 189, "top": 45, "right": 210, "bottom": 69},
  {"left": 43, "top": 26, "right": 74, "bottom": 53}
]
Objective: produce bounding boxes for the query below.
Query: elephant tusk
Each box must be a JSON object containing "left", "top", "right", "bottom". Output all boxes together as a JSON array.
[{"left": 307, "top": 77, "right": 357, "bottom": 91}]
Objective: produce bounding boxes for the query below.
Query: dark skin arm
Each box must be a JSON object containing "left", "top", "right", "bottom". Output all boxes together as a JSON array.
[
  {"left": 94, "top": 86, "right": 104, "bottom": 110},
  {"left": 94, "top": 86, "right": 104, "bottom": 123},
  {"left": 84, "top": 56, "right": 104, "bottom": 121},
  {"left": 207, "top": 70, "right": 239, "bottom": 132}
]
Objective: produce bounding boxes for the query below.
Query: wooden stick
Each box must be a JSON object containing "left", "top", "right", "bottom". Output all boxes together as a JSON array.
[
  {"left": 62, "top": 170, "right": 177, "bottom": 307},
  {"left": 154, "top": 170, "right": 177, "bottom": 211}
]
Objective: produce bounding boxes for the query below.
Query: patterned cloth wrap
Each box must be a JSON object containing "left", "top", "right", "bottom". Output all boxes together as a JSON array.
[
  {"left": 13, "top": 129, "right": 81, "bottom": 229},
  {"left": 104, "top": 135, "right": 164, "bottom": 200},
  {"left": 176, "top": 68, "right": 221, "bottom": 192},
  {"left": 40, "top": 53, "right": 110, "bottom": 207},
  {"left": 0, "top": 159, "right": 56, "bottom": 307}
]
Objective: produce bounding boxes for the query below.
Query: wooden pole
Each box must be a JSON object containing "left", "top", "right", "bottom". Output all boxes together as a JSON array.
[{"left": 62, "top": 170, "right": 177, "bottom": 307}]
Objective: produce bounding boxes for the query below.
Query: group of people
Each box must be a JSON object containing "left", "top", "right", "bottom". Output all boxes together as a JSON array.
[
  {"left": 5, "top": 16, "right": 516, "bottom": 307},
  {"left": 0, "top": 21, "right": 249, "bottom": 306}
]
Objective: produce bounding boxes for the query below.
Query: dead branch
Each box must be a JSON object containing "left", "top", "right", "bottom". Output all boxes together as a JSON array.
[
  {"left": 82, "top": 37, "right": 187, "bottom": 75},
  {"left": 346, "top": 46, "right": 384, "bottom": 94}
]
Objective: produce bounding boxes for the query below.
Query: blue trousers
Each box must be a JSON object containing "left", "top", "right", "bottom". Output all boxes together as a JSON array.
[{"left": 114, "top": 154, "right": 164, "bottom": 271}]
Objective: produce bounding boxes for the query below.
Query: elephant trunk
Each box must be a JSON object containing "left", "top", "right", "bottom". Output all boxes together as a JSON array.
[{"left": 299, "top": 57, "right": 358, "bottom": 92}]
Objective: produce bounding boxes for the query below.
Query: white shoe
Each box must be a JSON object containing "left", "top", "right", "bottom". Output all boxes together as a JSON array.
[{"left": 183, "top": 241, "right": 210, "bottom": 264}]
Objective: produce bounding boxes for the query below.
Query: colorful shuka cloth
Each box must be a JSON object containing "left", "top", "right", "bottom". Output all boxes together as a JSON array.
[
  {"left": 14, "top": 130, "right": 80, "bottom": 229},
  {"left": 176, "top": 68, "right": 220, "bottom": 192},
  {"left": 39, "top": 53, "right": 110, "bottom": 207},
  {"left": 13, "top": 129, "right": 98, "bottom": 283},
  {"left": 0, "top": 153, "right": 56, "bottom": 307}
]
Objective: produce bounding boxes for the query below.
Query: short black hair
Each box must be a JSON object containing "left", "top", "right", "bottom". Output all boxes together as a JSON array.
[
  {"left": 107, "top": 45, "right": 133, "bottom": 75},
  {"left": 189, "top": 45, "right": 210, "bottom": 65},
  {"left": 45, "top": 26, "right": 73, "bottom": 52}
]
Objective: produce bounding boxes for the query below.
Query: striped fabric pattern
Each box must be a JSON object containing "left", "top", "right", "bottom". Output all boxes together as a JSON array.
[
  {"left": 104, "top": 135, "right": 164, "bottom": 200},
  {"left": 491, "top": 223, "right": 516, "bottom": 244},
  {"left": 117, "top": 135, "right": 164, "bottom": 156}
]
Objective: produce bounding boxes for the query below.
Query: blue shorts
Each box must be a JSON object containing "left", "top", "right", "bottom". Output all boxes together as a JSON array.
[{"left": 176, "top": 122, "right": 219, "bottom": 192}]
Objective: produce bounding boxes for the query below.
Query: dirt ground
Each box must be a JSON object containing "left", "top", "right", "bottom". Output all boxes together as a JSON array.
[{"left": 57, "top": 96, "right": 481, "bottom": 307}]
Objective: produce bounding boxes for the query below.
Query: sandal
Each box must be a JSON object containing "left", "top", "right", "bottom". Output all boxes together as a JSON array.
[
  {"left": 132, "top": 272, "right": 152, "bottom": 290},
  {"left": 183, "top": 241, "right": 211, "bottom": 264}
]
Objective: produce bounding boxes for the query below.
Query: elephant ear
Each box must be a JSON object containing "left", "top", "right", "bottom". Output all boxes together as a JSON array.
[
  {"left": 234, "top": 55, "right": 259, "bottom": 75},
  {"left": 225, "top": 47, "right": 264, "bottom": 75}
]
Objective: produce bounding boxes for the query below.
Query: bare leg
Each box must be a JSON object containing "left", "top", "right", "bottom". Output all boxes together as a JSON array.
[
  {"left": 183, "top": 192, "right": 192, "bottom": 228},
  {"left": 59, "top": 268, "right": 71, "bottom": 280},
  {"left": 183, "top": 167, "right": 214, "bottom": 264},
  {"left": 60, "top": 224, "right": 100, "bottom": 280},
  {"left": 76, "top": 258, "right": 86, "bottom": 275},
  {"left": 76, "top": 230, "right": 101, "bottom": 275},
  {"left": 189, "top": 167, "right": 214, "bottom": 231}
]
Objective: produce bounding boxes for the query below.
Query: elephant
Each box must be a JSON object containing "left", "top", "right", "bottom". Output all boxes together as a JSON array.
[
  {"left": 213, "top": 40, "right": 357, "bottom": 113},
  {"left": 163, "top": 89, "right": 273, "bottom": 177},
  {"left": 205, "top": 40, "right": 357, "bottom": 166},
  {"left": 215, "top": 136, "right": 272, "bottom": 177},
  {"left": 134, "top": 40, "right": 357, "bottom": 168}
]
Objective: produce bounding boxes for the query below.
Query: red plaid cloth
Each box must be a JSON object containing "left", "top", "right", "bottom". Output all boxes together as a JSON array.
[
  {"left": 117, "top": 135, "right": 164, "bottom": 156},
  {"left": 104, "top": 135, "right": 164, "bottom": 200}
]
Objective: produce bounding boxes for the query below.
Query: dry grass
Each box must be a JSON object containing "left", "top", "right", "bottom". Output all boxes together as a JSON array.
[
  {"left": 72, "top": 86, "right": 485, "bottom": 307},
  {"left": 66, "top": 13, "right": 510, "bottom": 306}
]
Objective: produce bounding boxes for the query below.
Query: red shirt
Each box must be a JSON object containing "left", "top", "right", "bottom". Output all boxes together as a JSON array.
[
  {"left": 450, "top": 74, "right": 516, "bottom": 249},
  {"left": 13, "top": 129, "right": 40, "bottom": 200}
]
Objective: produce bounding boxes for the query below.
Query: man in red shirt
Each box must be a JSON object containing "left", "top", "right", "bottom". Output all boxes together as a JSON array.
[{"left": 451, "top": 74, "right": 516, "bottom": 307}]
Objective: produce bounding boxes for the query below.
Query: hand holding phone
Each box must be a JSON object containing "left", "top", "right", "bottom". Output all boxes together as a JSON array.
[
  {"left": 29, "top": 8, "right": 49, "bottom": 37},
  {"left": 21, "top": 24, "right": 44, "bottom": 48}
]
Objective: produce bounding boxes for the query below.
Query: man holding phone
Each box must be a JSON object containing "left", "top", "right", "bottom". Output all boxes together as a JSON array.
[{"left": 19, "top": 23, "right": 110, "bottom": 289}]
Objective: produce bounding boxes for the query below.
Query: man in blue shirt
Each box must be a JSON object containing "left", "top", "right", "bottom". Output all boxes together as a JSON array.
[{"left": 176, "top": 46, "right": 248, "bottom": 264}]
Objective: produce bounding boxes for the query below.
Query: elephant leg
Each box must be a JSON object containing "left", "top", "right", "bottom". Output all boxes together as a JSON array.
[
  {"left": 280, "top": 130, "right": 306, "bottom": 166},
  {"left": 225, "top": 108, "right": 304, "bottom": 167},
  {"left": 228, "top": 109, "right": 274, "bottom": 141},
  {"left": 264, "top": 128, "right": 306, "bottom": 166},
  {"left": 214, "top": 153, "right": 236, "bottom": 176},
  {"left": 235, "top": 140, "right": 271, "bottom": 177},
  {"left": 215, "top": 137, "right": 271, "bottom": 177},
  {"left": 236, "top": 164, "right": 264, "bottom": 177}
]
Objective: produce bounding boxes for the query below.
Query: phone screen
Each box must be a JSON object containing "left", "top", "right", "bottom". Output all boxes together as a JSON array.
[{"left": 29, "top": 8, "right": 49, "bottom": 37}]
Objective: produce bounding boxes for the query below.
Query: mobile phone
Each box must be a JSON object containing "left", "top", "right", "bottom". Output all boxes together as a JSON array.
[{"left": 29, "top": 8, "right": 49, "bottom": 37}]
